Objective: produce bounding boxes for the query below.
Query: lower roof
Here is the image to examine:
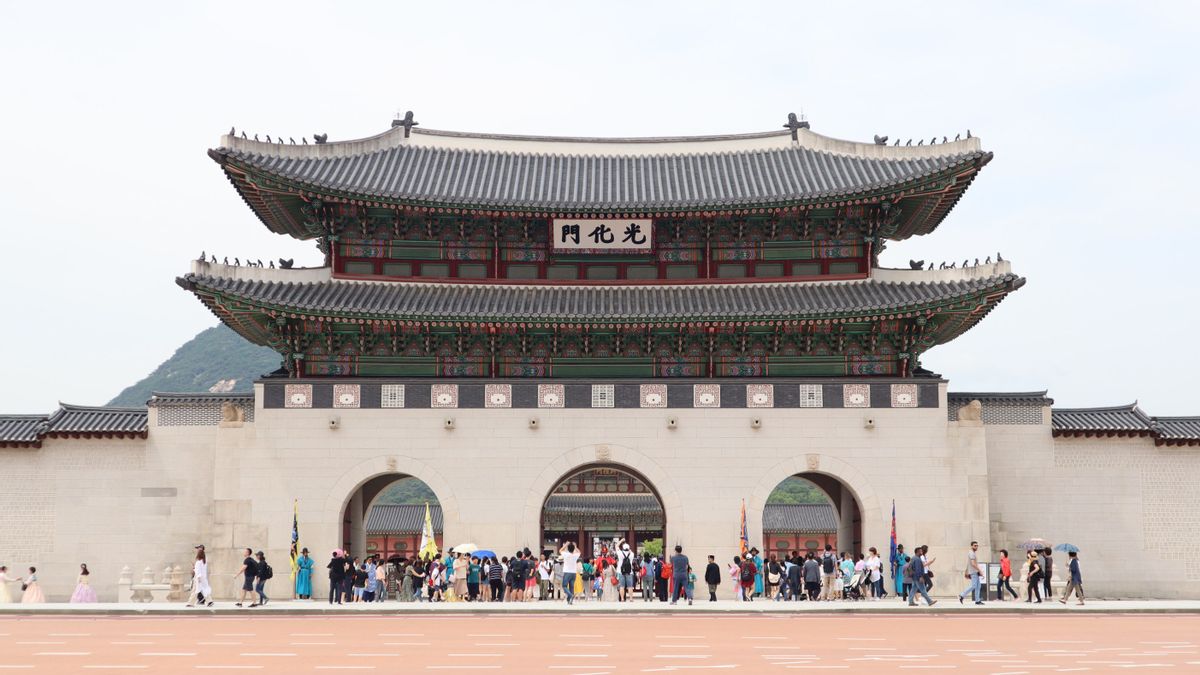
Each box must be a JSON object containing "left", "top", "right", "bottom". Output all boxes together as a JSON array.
[
  {"left": 0, "top": 404, "right": 148, "bottom": 447},
  {"left": 1051, "top": 403, "right": 1200, "bottom": 446}
]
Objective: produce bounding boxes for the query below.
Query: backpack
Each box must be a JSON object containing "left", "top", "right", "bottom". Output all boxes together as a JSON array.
[
  {"left": 740, "top": 561, "right": 756, "bottom": 583},
  {"left": 822, "top": 554, "right": 835, "bottom": 574},
  {"left": 661, "top": 562, "right": 672, "bottom": 579},
  {"left": 620, "top": 554, "right": 632, "bottom": 575},
  {"left": 260, "top": 563, "right": 273, "bottom": 580},
  {"left": 767, "top": 562, "right": 780, "bottom": 584},
  {"left": 901, "top": 561, "right": 914, "bottom": 582}
]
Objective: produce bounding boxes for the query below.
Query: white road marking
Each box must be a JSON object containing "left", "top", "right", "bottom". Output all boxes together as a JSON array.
[
  {"left": 1039, "top": 641, "right": 1093, "bottom": 644},
  {"left": 215, "top": 633, "right": 254, "bottom": 637},
  {"left": 139, "top": 652, "right": 197, "bottom": 657},
  {"left": 657, "top": 635, "right": 706, "bottom": 639},
  {"left": 240, "top": 653, "right": 296, "bottom": 657},
  {"left": 33, "top": 652, "right": 92, "bottom": 656},
  {"left": 547, "top": 667, "right": 616, "bottom": 670},
  {"left": 660, "top": 645, "right": 710, "bottom": 649},
  {"left": 744, "top": 637, "right": 788, "bottom": 640},
  {"left": 16, "top": 641, "right": 64, "bottom": 645},
  {"left": 936, "top": 639, "right": 983, "bottom": 643},
  {"left": 84, "top": 668, "right": 148, "bottom": 671},
  {"left": 898, "top": 668, "right": 957, "bottom": 670},
  {"left": 0, "top": 668, "right": 33, "bottom": 671},
  {"left": 849, "top": 647, "right": 897, "bottom": 651},
  {"left": 314, "top": 668, "right": 376, "bottom": 671},
  {"left": 778, "top": 668, "right": 848, "bottom": 671},
  {"left": 837, "top": 638, "right": 885, "bottom": 641}
]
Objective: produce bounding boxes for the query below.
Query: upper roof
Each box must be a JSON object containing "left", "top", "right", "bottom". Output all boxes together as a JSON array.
[
  {"left": 0, "top": 403, "right": 148, "bottom": 447},
  {"left": 211, "top": 119, "right": 990, "bottom": 240},
  {"left": 948, "top": 391, "right": 1054, "bottom": 406},
  {"left": 147, "top": 392, "right": 255, "bottom": 407},
  {"left": 179, "top": 261, "right": 1022, "bottom": 338}
]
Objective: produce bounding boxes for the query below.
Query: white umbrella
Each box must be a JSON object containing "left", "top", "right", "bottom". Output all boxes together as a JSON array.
[{"left": 452, "top": 543, "right": 478, "bottom": 554}]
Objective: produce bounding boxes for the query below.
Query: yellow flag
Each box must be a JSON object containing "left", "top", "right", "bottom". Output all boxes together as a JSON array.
[{"left": 418, "top": 501, "right": 439, "bottom": 560}]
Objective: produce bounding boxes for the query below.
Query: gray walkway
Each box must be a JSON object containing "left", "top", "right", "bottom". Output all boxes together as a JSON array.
[{"left": 3, "top": 599, "right": 1198, "bottom": 615}]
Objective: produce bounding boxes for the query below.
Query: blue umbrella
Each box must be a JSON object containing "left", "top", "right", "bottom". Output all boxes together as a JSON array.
[
  {"left": 1054, "top": 543, "right": 1079, "bottom": 553},
  {"left": 473, "top": 550, "right": 497, "bottom": 560}
]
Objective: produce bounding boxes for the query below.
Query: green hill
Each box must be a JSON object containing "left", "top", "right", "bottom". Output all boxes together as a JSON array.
[{"left": 107, "top": 325, "right": 281, "bottom": 407}]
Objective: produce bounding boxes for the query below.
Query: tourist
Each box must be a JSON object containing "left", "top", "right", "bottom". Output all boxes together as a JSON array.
[
  {"left": 537, "top": 553, "right": 552, "bottom": 601},
  {"left": 616, "top": 541, "right": 636, "bottom": 602},
  {"left": 704, "top": 555, "right": 721, "bottom": 602},
  {"left": 560, "top": 542, "right": 580, "bottom": 605},
  {"left": 251, "top": 551, "right": 271, "bottom": 607},
  {"left": 1024, "top": 550, "right": 1043, "bottom": 603},
  {"left": 454, "top": 553, "right": 469, "bottom": 601},
  {"left": 375, "top": 557, "right": 388, "bottom": 602},
  {"left": 729, "top": 556, "right": 744, "bottom": 601},
  {"left": 525, "top": 552, "right": 538, "bottom": 601},
  {"left": 551, "top": 554, "right": 563, "bottom": 600},
  {"left": 751, "top": 548, "right": 764, "bottom": 599},
  {"left": 785, "top": 554, "right": 803, "bottom": 601},
  {"left": 866, "top": 547, "right": 885, "bottom": 599},
  {"left": 686, "top": 565, "right": 697, "bottom": 604},
  {"left": 487, "top": 556, "right": 503, "bottom": 601},
  {"left": 67, "top": 563, "right": 97, "bottom": 604},
  {"left": 579, "top": 556, "right": 593, "bottom": 602},
  {"left": 510, "top": 551, "right": 526, "bottom": 602},
  {"left": 601, "top": 557, "right": 619, "bottom": 601},
  {"left": 838, "top": 553, "right": 854, "bottom": 600},
  {"left": 234, "top": 547, "right": 257, "bottom": 608},
  {"left": 997, "top": 549, "right": 1018, "bottom": 601},
  {"left": 669, "top": 545, "right": 690, "bottom": 605},
  {"left": 427, "top": 557, "right": 443, "bottom": 602},
  {"left": 0, "top": 565, "right": 21, "bottom": 603},
  {"left": 1041, "top": 547, "right": 1054, "bottom": 601},
  {"left": 768, "top": 553, "right": 786, "bottom": 600},
  {"left": 295, "top": 548, "right": 314, "bottom": 600},
  {"left": 349, "top": 558, "right": 365, "bottom": 602},
  {"left": 920, "top": 547, "right": 936, "bottom": 592},
  {"left": 401, "top": 558, "right": 415, "bottom": 602},
  {"left": 820, "top": 545, "right": 838, "bottom": 601},
  {"left": 958, "top": 541, "right": 984, "bottom": 605},
  {"left": 466, "top": 556, "right": 481, "bottom": 601},
  {"left": 364, "top": 556, "right": 378, "bottom": 602},
  {"left": 803, "top": 552, "right": 821, "bottom": 600},
  {"left": 328, "top": 551, "right": 345, "bottom": 604},
  {"left": 1059, "top": 551, "right": 1084, "bottom": 605},
  {"left": 739, "top": 555, "right": 757, "bottom": 601},
  {"left": 187, "top": 547, "right": 213, "bottom": 607},
  {"left": 21, "top": 567, "right": 44, "bottom": 603},
  {"left": 894, "top": 544, "right": 911, "bottom": 601},
  {"left": 410, "top": 559, "right": 425, "bottom": 602},
  {"left": 906, "top": 546, "right": 936, "bottom": 606},
  {"left": 640, "top": 553, "right": 655, "bottom": 602}
]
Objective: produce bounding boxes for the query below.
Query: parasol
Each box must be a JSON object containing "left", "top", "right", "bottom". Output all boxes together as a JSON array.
[
  {"left": 1019, "top": 538, "right": 1053, "bottom": 551},
  {"left": 1053, "top": 543, "right": 1080, "bottom": 553}
]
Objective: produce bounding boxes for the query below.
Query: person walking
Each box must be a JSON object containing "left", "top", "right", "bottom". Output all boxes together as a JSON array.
[
  {"left": 729, "top": 556, "right": 744, "bottom": 601},
  {"left": 820, "top": 545, "right": 838, "bottom": 601},
  {"left": 906, "top": 546, "right": 937, "bottom": 606},
  {"left": 251, "top": 551, "right": 271, "bottom": 607},
  {"left": 751, "top": 548, "right": 764, "bottom": 599},
  {"left": 560, "top": 542, "right": 580, "bottom": 605},
  {"left": 802, "top": 552, "right": 821, "bottom": 601},
  {"left": 958, "top": 541, "right": 984, "bottom": 605},
  {"left": 1041, "top": 547, "right": 1054, "bottom": 601},
  {"left": 295, "top": 548, "right": 314, "bottom": 600},
  {"left": 375, "top": 557, "right": 388, "bottom": 602},
  {"left": 866, "top": 548, "right": 885, "bottom": 599},
  {"left": 536, "top": 554, "right": 552, "bottom": 601},
  {"left": 739, "top": 555, "right": 757, "bottom": 601},
  {"left": 327, "top": 550, "right": 345, "bottom": 605},
  {"left": 997, "top": 549, "right": 1018, "bottom": 601},
  {"left": 764, "top": 554, "right": 781, "bottom": 601},
  {"left": 187, "top": 547, "right": 213, "bottom": 607},
  {"left": 669, "top": 545, "right": 690, "bottom": 605},
  {"left": 364, "top": 556, "right": 378, "bottom": 603},
  {"left": 786, "top": 554, "right": 803, "bottom": 601},
  {"left": 1024, "top": 550, "right": 1043, "bottom": 603},
  {"left": 1059, "top": 550, "right": 1084, "bottom": 605},
  {"left": 704, "top": 555, "right": 721, "bottom": 602},
  {"left": 234, "top": 548, "right": 257, "bottom": 608},
  {"left": 410, "top": 559, "right": 426, "bottom": 602},
  {"left": 70, "top": 563, "right": 98, "bottom": 603}
]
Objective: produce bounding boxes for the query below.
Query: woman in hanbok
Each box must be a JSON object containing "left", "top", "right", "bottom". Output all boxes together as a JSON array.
[
  {"left": 22, "top": 567, "right": 45, "bottom": 603},
  {"left": 70, "top": 563, "right": 97, "bottom": 603},
  {"left": 601, "top": 562, "right": 619, "bottom": 602},
  {"left": 188, "top": 548, "right": 213, "bottom": 607},
  {"left": 294, "top": 548, "right": 314, "bottom": 599},
  {"left": 0, "top": 565, "right": 22, "bottom": 603},
  {"left": 728, "top": 557, "right": 743, "bottom": 601}
]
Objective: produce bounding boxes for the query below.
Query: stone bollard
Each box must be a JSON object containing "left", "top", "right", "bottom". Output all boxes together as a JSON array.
[
  {"left": 137, "top": 566, "right": 155, "bottom": 603},
  {"left": 169, "top": 565, "right": 185, "bottom": 602},
  {"left": 118, "top": 566, "right": 133, "bottom": 603}
]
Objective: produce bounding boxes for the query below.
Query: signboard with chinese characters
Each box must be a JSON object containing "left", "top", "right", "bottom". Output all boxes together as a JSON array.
[{"left": 551, "top": 218, "right": 653, "bottom": 253}]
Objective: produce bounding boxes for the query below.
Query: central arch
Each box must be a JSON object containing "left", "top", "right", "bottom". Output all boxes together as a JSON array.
[{"left": 539, "top": 464, "right": 665, "bottom": 559}]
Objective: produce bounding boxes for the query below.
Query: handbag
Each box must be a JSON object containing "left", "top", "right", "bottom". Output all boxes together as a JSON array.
[
  {"left": 609, "top": 575, "right": 619, "bottom": 586},
  {"left": 21, "top": 583, "right": 28, "bottom": 591}
]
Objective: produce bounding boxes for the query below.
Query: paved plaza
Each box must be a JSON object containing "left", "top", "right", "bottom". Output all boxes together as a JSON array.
[{"left": 0, "top": 612, "right": 1197, "bottom": 673}]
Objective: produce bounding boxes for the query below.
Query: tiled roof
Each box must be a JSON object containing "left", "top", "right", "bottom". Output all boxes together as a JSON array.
[
  {"left": 948, "top": 391, "right": 1053, "bottom": 406},
  {"left": 366, "top": 504, "right": 443, "bottom": 533},
  {"left": 542, "top": 494, "right": 663, "bottom": 517},
  {"left": 0, "top": 404, "right": 148, "bottom": 446},
  {"left": 147, "top": 392, "right": 255, "bottom": 407},
  {"left": 1051, "top": 404, "right": 1154, "bottom": 436},
  {"left": 0, "top": 415, "right": 49, "bottom": 447},
  {"left": 214, "top": 139, "right": 986, "bottom": 214},
  {"left": 1149, "top": 417, "right": 1200, "bottom": 446},
  {"left": 179, "top": 272, "right": 1023, "bottom": 326},
  {"left": 762, "top": 503, "right": 838, "bottom": 533}
]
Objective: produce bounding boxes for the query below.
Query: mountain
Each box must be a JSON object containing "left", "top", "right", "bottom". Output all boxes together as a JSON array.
[{"left": 107, "top": 325, "right": 281, "bottom": 407}]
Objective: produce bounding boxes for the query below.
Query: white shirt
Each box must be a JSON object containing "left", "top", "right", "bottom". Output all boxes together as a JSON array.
[
  {"left": 538, "top": 561, "right": 552, "bottom": 581},
  {"left": 562, "top": 551, "right": 580, "bottom": 574},
  {"left": 866, "top": 555, "right": 882, "bottom": 582},
  {"left": 616, "top": 548, "right": 635, "bottom": 573}
]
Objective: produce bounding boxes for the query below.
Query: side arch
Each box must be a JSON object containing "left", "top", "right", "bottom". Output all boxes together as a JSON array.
[
  {"left": 748, "top": 454, "right": 884, "bottom": 553},
  {"left": 520, "top": 443, "right": 684, "bottom": 548}
]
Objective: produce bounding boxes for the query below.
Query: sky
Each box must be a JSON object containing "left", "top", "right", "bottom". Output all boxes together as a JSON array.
[{"left": 1, "top": 1, "right": 1197, "bottom": 414}]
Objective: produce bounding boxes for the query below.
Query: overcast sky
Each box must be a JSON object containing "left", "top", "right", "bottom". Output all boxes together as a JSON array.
[{"left": 1, "top": 1, "right": 1197, "bottom": 414}]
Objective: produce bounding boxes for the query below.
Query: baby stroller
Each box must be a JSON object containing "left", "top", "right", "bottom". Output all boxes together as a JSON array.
[{"left": 845, "top": 572, "right": 870, "bottom": 601}]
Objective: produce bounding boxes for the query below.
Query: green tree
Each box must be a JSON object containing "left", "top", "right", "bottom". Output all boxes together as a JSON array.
[{"left": 766, "top": 477, "right": 831, "bottom": 505}]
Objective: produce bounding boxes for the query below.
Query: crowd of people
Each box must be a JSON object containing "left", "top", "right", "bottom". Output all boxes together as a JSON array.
[{"left": 0, "top": 541, "right": 1085, "bottom": 607}]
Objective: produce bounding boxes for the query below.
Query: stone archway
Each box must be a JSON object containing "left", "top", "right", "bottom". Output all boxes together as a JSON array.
[
  {"left": 539, "top": 464, "right": 666, "bottom": 559},
  {"left": 748, "top": 454, "right": 883, "bottom": 557},
  {"left": 520, "top": 443, "right": 684, "bottom": 551},
  {"left": 324, "top": 455, "right": 459, "bottom": 561}
]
